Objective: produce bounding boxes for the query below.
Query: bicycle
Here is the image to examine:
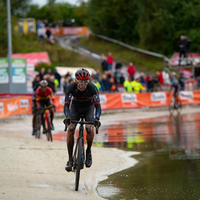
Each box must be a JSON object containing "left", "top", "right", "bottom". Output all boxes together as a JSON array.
[
  {"left": 43, "top": 105, "right": 56, "bottom": 142},
  {"left": 64, "top": 117, "right": 99, "bottom": 191},
  {"left": 169, "top": 95, "right": 182, "bottom": 116}
]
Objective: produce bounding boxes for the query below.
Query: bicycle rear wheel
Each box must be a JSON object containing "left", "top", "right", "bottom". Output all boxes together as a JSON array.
[
  {"left": 35, "top": 113, "right": 41, "bottom": 139},
  {"left": 75, "top": 138, "right": 82, "bottom": 191},
  {"left": 47, "top": 116, "right": 53, "bottom": 142}
]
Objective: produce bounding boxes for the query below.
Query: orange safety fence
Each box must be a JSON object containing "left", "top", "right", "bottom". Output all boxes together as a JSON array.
[{"left": 0, "top": 91, "right": 200, "bottom": 119}]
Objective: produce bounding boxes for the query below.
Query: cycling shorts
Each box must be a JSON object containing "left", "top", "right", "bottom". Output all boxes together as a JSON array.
[
  {"left": 70, "top": 103, "right": 94, "bottom": 122},
  {"left": 39, "top": 98, "right": 52, "bottom": 108}
]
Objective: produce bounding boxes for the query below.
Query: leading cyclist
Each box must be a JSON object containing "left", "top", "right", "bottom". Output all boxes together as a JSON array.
[
  {"left": 63, "top": 68, "right": 101, "bottom": 172},
  {"left": 35, "top": 80, "right": 55, "bottom": 133}
]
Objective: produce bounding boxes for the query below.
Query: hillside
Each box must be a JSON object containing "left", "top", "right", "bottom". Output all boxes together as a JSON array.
[
  {"left": 1, "top": 33, "right": 100, "bottom": 72},
  {"left": 79, "top": 35, "right": 165, "bottom": 73}
]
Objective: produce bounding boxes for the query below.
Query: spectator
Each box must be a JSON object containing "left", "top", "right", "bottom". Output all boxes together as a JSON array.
[
  {"left": 101, "top": 74, "right": 110, "bottom": 92},
  {"left": 109, "top": 77, "right": 118, "bottom": 93},
  {"left": 197, "top": 76, "right": 200, "bottom": 90},
  {"left": 36, "top": 19, "right": 41, "bottom": 31},
  {"left": 107, "top": 52, "right": 114, "bottom": 71},
  {"left": 32, "top": 75, "right": 40, "bottom": 92},
  {"left": 101, "top": 54, "right": 108, "bottom": 72},
  {"left": 39, "top": 67, "right": 46, "bottom": 81},
  {"left": 132, "top": 74, "right": 146, "bottom": 93},
  {"left": 45, "top": 27, "right": 55, "bottom": 44},
  {"left": 54, "top": 69, "right": 61, "bottom": 88},
  {"left": 114, "top": 69, "right": 122, "bottom": 85},
  {"left": 156, "top": 71, "right": 164, "bottom": 84},
  {"left": 48, "top": 75, "right": 56, "bottom": 93},
  {"left": 115, "top": 61, "right": 122, "bottom": 70},
  {"left": 147, "top": 75, "right": 154, "bottom": 92},
  {"left": 47, "top": 68, "right": 53, "bottom": 76},
  {"left": 140, "top": 72, "right": 146, "bottom": 86},
  {"left": 120, "top": 73, "right": 125, "bottom": 85},
  {"left": 123, "top": 77, "right": 134, "bottom": 93},
  {"left": 63, "top": 76, "right": 71, "bottom": 94},
  {"left": 53, "top": 75, "right": 59, "bottom": 92},
  {"left": 92, "top": 69, "right": 101, "bottom": 82},
  {"left": 178, "top": 72, "right": 185, "bottom": 91},
  {"left": 91, "top": 76, "right": 102, "bottom": 91},
  {"left": 153, "top": 75, "right": 162, "bottom": 91},
  {"left": 178, "top": 35, "right": 187, "bottom": 65},
  {"left": 37, "top": 24, "right": 45, "bottom": 43},
  {"left": 43, "top": 19, "right": 49, "bottom": 27},
  {"left": 127, "top": 62, "right": 136, "bottom": 81}
]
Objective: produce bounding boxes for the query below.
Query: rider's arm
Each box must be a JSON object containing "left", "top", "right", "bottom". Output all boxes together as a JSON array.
[
  {"left": 92, "top": 85, "right": 101, "bottom": 118},
  {"left": 35, "top": 88, "right": 41, "bottom": 107},
  {"left": 48, "top": 87, "right": 55, "bottom": 105},
  {"left": 64, "top": 86, "right": 72, "bottom": 117}
]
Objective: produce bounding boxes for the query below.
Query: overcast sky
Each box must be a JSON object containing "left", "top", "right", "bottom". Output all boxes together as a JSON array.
[{"left": 31, "top": 0, "right": 80, "bottom": 7}]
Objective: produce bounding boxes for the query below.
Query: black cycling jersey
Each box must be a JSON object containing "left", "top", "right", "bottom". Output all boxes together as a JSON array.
[{"left": 64, "top": 82, "right": 101, "bottom": 119}]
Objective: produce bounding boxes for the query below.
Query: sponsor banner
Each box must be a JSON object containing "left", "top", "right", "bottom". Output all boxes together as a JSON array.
[
  {"left": 45, "top": 27, "right": 89, "bottom": 36},
  {"left": 0, "top": 97, "right": 32, "bottom": 118},
  {"left": 12, "top": 59, "right": 26, "bottom": 83},
  {"left": 0, "top": 59, "right": 9, "bottom": 83},
  {"left": 0, "top": 102, "right": 4, "bottom": 112},
  {"left": 0, "top": 91, "right": 200, "bottom": 118},
  {"left": 12, "top": 52, "right": 51, "bottom": 67}
]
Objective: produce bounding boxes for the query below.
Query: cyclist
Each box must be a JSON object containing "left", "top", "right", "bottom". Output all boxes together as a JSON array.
[
  {"left": 35, "top": 80, "right": 55, "bottom": 133},
  {"left": 32, "top": 75, "right": 40, "bottom": 135},
  {"left": 63, "top": 68, "right": 101, "bottom": 172},
  {"left": 168, "top": 72, "right": 180, "bottom": 108}
]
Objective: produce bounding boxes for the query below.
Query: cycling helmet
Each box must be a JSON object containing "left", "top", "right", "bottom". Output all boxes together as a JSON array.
[
  {"left": 75, "top": 68, "right": 90, "bottom": 81},
  {"left": 40, "top": 80, "right": 48, "bottom": 87}
]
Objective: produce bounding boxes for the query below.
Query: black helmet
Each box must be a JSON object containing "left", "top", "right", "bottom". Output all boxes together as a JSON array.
[
  {"left": 40, "top": 80, "right": 48, "bottom": 87},
  {"left": 75, "top": 68, "right": 90, "bottom": 81}
]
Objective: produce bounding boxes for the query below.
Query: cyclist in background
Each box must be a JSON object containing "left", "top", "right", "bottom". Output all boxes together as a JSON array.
[
  {"left": 63, "top": 68, "right": 101, "bottom": 172},
  {"left": 35, "top": 80, "right": 55, "bottom": 133},
  {"left": 31, "top": 75, "right": 40, "bottom": 135},
  {"left": 168, "top": 72, "right": 180, "bottom": 108}
]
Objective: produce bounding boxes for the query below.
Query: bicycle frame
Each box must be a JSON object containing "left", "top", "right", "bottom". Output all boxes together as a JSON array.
[{"left": 45, "top": 109, "right": 52, "bottom": 131}]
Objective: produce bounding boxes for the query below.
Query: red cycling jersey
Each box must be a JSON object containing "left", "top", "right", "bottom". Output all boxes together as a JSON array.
[{"left": 35, "top": 86, "right": 55, "bottom": 105}]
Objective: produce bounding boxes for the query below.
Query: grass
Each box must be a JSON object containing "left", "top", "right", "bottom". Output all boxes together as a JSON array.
[
  {"left": 79, "top": 35, "right": 165, "bottom": 73},
  {"left": 1, "top": 33, "right": 100, "bottom": 72}
]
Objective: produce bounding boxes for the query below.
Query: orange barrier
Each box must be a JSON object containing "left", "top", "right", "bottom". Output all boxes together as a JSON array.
[
  {"left": 0, "top": 91, "right": 200, "bottom": 118},
  {"left": 45, "top": 27, "right": 89, "bottom": 36}
]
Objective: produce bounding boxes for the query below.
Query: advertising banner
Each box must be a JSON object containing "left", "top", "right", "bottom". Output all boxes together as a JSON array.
[
  {"left": 12, "top": 59, "right": 26, "bottom": 83},
  {"left": 0, "top": 59, "right": 9, "bottom": 83},
  {"left": 0, "top": 91, "right": 200, "bottom": 118},
  {"left": 12, "top": 52, "right": 51, "bottom": 67}
]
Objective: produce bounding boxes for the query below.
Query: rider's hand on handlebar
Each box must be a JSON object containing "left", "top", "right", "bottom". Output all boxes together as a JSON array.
[
  {"left": 94, "top": 116, "right": 101, "bottom": 128},
  {"left": 63, "top": 116, "right": 71, "bottom": 126}
]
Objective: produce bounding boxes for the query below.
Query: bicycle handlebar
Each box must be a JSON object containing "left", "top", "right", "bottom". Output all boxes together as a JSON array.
[{"left": 64, "top": 120, "right": 99, "bottom": 134}]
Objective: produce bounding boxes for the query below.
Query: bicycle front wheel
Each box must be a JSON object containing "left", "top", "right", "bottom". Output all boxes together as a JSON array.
[
  {"left": 176, "top": 98, "right": 182, "bottom": 115},
  {"left": 47, "top": 116, "right": 53, "bottom": 142},
  {"left": 75, "top": 138, "right": 82, "bottom": 191}
]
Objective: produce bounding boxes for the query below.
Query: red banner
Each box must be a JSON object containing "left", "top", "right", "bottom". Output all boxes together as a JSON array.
[
  {"left": 0, "top": 91, "right": 200, "bottom": 118},
  {"left": 12, "top": 52, "right": 51, "bottom": 67}
]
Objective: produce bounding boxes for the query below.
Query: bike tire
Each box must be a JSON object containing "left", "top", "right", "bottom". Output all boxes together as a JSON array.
[
  {"left": 75, "top": 138, "right": 82, "bottom": 191},
  {"left": 35, "top": 113, "right": 41, "bottom": 139},
  {"left": 47, "top": 116, "right": 53, "bottom": 142}
]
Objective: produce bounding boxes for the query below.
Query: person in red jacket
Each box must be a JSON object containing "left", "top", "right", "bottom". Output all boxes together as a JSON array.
[
  {"left": 127, "top": 62, "right": 136, "bottom": 81},
  {"left": 107, "top": 52, "right": 114, "bottom": 71},
  {"left": 156, "top": 71, "right": 164, "bottom": 84},
  {"left": 35, "top": 80, "right": 55, "bottom": 133}
]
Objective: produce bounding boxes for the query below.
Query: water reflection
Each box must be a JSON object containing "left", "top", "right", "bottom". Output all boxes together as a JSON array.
[{"left": 52, "top": 113, "right": 200, "bottom": 199}]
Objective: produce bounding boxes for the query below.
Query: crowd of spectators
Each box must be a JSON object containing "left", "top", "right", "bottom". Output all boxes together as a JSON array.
[{"left": 32, "top": 52, "right": 188, "bottom": 94}]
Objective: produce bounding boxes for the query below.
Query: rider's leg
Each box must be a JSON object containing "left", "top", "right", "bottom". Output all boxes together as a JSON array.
[
  {"left": 67, "top": 123, "right": 76, "bottom": 161},
  {"left": 85, "top": 124, "right": 94, "bottom": 154},
  {"left": 65, "top": 123, "right": 76, "bottom": 171}
]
